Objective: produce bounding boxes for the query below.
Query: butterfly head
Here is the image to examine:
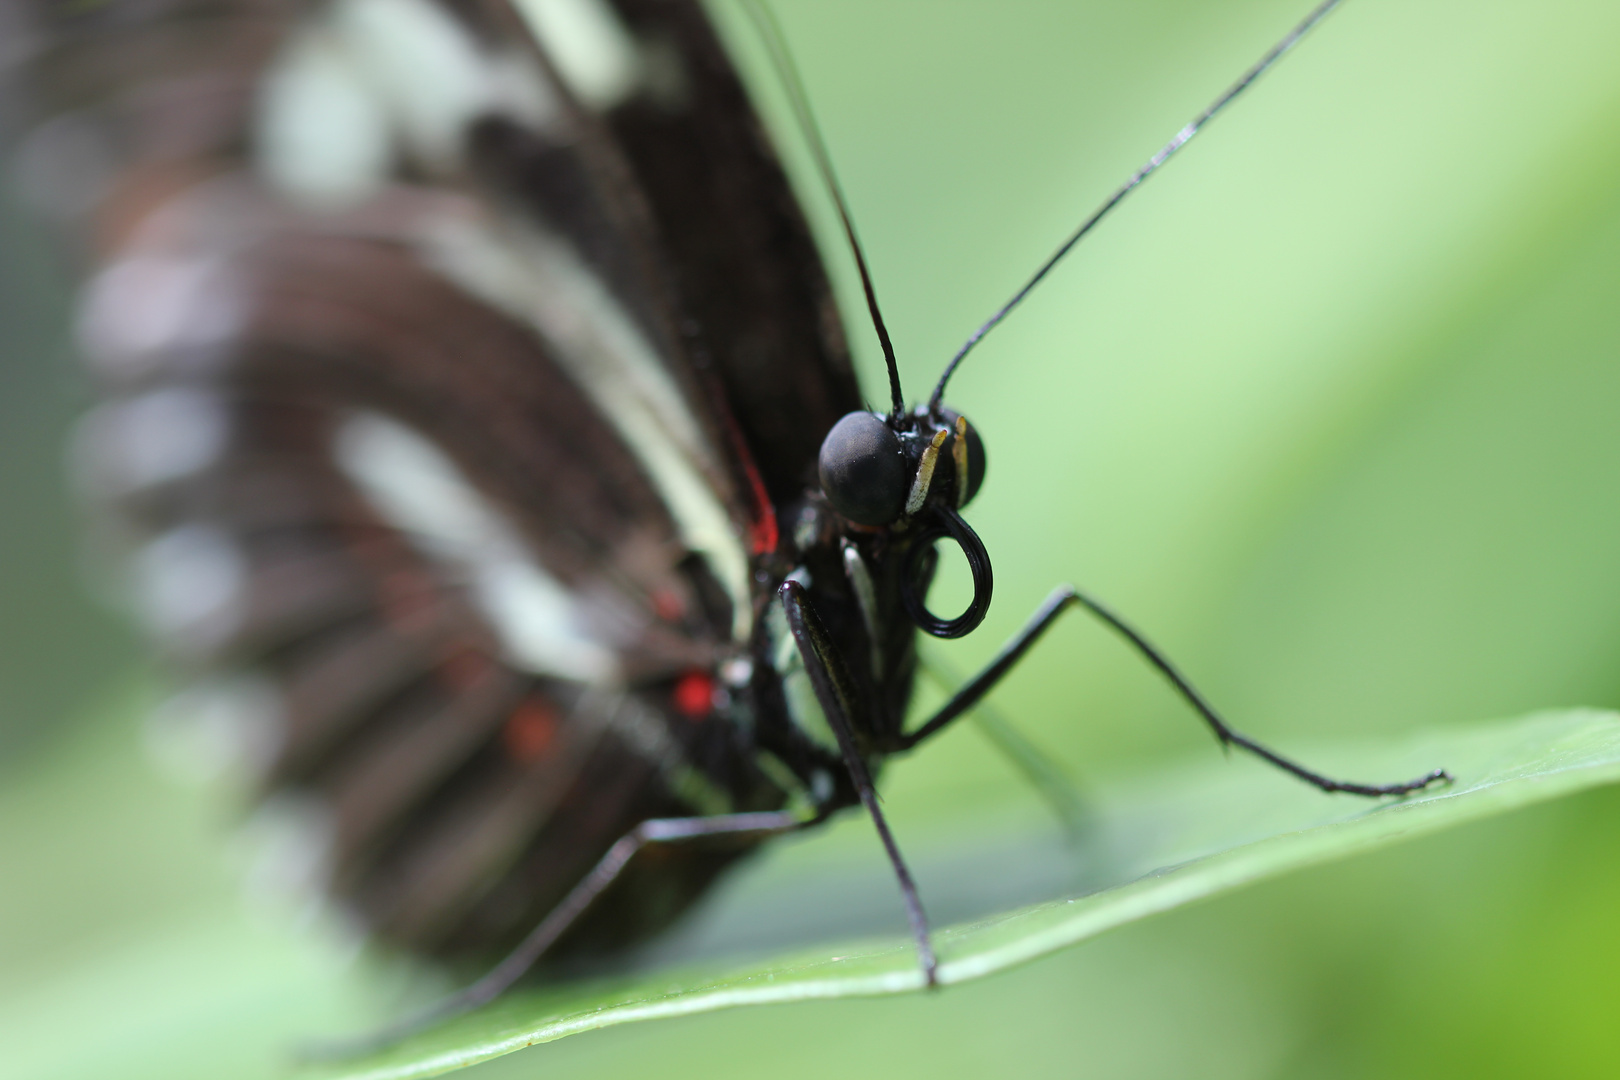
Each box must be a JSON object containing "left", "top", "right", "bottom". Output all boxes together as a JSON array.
[
  {"left": 816, "top": 406, "right": 992, "bottom": 639},
  {"left": 817, "top": 407, "right": 985, "bottom": 528}
]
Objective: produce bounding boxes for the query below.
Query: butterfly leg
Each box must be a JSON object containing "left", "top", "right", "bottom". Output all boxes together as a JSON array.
[
  {"left": 902, "top": 585, "right": 1451, "bottom": 797},
  {"left": 778, "top": 580, "right": 940, "bottom": 987},
  {"left": 305, "top": 809, "right": 804, "bottom": 1059}
]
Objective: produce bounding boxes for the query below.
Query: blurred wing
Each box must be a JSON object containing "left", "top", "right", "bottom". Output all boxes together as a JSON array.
[{"left": 2, "top": 0, "right": 856, "bottom": 957}]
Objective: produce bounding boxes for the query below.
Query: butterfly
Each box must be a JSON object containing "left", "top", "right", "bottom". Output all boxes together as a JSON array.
[{"left": 1, "top": 0, "right": 1447, "bottom": 1049}]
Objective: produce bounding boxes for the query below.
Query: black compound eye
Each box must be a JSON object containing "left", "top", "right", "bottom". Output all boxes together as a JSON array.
[{"left": 818, "top": 411, "right": 907, "bottom": 526}]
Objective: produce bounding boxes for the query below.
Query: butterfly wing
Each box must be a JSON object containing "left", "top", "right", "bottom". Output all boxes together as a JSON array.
[{"left": 4, "top": 0, "right": 859, "bottom": 959}]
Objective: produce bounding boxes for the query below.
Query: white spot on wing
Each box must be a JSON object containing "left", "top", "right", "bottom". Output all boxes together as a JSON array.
[
  {"left": 236, "top": 793, "right": 335, "bottom": 911},
  {"left": 134, "top": 524, "right": 245, "bottom": 642},
  {"left": 74, "top": 388, "right": 228, "bottom": 496},
  {"left": 257, "top": 0, "right": 562, "bottom": 205},
  {"left": 77, "top": 255, "right": 244, "bottom": 377},
  {"left": 146, "top": 674, "right": 284, "bottom": 784},
  {"left": 335, "top": 410, "right": 619, "bottom": 681},
  {"left": 418, "top": 214, "right": 754, "bottom": 641},
  {"left": 332, "top": 0, "right": 561, "bottom": 164},
  {"left": 510, "top": 0, "right": 639, "bottom": 109},
  {"left": 720, "top": 655, "right": 754, "bottom": 687},
  {"left": 257, "top": 25, "right": 392, "bottom": 207}
]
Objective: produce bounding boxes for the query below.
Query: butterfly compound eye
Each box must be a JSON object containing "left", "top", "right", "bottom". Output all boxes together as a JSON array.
[{"left": 819, "top": 412, "right": 907, "bottom": 526}]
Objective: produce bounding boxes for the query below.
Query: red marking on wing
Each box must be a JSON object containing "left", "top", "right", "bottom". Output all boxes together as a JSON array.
[
  {"left": 502, "top": 698, "right": 560, "bottom": 762},
  {"left": 704, "top": 371, "right": 780, "bottom": 556},
  {"left": 651, "top": 587, "right": 686, "bottom": 623},
  {"left": 672, "top": 669, "right": 715, "bottom": 720},
  {"left": 742, "top": 460, "right": 779, "bottom": 556}
]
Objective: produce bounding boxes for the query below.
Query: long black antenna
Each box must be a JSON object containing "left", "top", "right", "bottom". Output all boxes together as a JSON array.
[
  {"left": 741, "top": 0, "right": 906, "bottom": 420},
  {"left": 930, "top": 0, "right": 1346, "bottom": 412}
]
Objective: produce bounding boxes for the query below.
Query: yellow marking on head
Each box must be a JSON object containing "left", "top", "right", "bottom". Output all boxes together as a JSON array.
[
  {"left": 952, "top": 415, "right": 971, "bottom": 508},
  {"left": 905, "top": 428, "right": 951, "bottom": 517}
]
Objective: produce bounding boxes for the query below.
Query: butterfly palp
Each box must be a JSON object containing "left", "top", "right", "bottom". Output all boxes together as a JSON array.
[{"left": 903, "top": 429, "right": 951, "bottom": 516}]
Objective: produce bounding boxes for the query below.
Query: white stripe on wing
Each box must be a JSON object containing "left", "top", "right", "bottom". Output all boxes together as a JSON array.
[
  {"left": 509, "top": 0, "right": 640, "bottom": 110},
  {"left": 257, "top": 0, "right": 563, "bottom": 208},
  {"left": 419, "top": 211, "right": 754, "bottom": 641},
  {"left": 336, "top": 410, "right": 622, "bottom": 682}
]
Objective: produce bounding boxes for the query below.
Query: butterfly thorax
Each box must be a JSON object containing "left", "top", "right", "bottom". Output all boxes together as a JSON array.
[{"left": 738, "top": 404, "right": 989, "bottom": 815}]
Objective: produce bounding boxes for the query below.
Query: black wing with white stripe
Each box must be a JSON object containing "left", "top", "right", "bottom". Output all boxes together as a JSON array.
[{"left": 2, "top": 0, "right": 854, "bottom": 960}]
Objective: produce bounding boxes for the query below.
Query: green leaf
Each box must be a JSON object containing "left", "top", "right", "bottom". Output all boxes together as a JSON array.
[{"left": 304, "top": 708, "right": 1620, "bottom": 1080}]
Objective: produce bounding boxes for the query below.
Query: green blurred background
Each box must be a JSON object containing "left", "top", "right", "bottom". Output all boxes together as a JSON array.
[{"left": 5, "top": 0, "right": 1620, "bottom": 1076}]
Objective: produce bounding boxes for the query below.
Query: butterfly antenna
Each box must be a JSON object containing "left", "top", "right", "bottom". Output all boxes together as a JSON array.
[
  {"left": 741, "top": 0, "right": 906, "bottom": 421},
  {"left": 930, "top": 0, "right": 1346, "bottom": 412}
]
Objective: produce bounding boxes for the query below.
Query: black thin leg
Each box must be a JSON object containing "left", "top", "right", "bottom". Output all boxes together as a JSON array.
[
  {"left": 302, "top": 809, "right": 804, "bottom": 1060},
  {"left": 902, "top": 585, "right": 1451, "bottom": 798},
  {"left": 918, "top": 654, "right": 1092, "bottom": 846},
  {"left": 779, "top": 580, "right": 939, "bottom": 986}
]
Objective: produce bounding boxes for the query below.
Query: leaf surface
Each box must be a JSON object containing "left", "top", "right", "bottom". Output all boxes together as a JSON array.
[{"left": 308, "top": 709, "right": 1620, "bottom": 1079}]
